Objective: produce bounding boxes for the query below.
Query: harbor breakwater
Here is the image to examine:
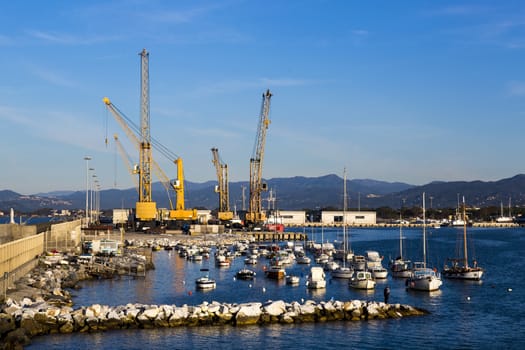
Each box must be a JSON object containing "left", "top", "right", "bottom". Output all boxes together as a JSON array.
[{"left": 0, "top": 251, "right": 427, "bottom": 349}]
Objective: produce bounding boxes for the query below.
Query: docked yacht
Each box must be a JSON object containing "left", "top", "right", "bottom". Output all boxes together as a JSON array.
[
  {"left": 195, "top": 269, "right": 216, "bottom": 290},
  {"left": 307, "top": 266, "right": 327, "bottom": 289},
  {"left": 349, "top": 270, "right": 376, "bottom": 290}
]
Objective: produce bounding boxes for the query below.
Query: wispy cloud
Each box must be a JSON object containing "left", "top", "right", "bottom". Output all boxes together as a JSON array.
[
  {"left": 260, "top": 78, "right": 314, "bottom": 87},
  {"left": 0, "top": 104, "right": 104, "bottom": 151},
  {"left": 426, "top": 5, "right": 491, "bottom": 16},
  {"left": 30, "top": 67, "right": 77, "bottom": 88},
  {"left": 507, "top": 81, "right": 525, "bottom": 96},
  {"left": 352, "top": 29, "right": 369, "bottom": 36},
  {"left": 143, "top": 4, "right": 220, "bottom": 24},
  {"left": 27, "top": 30, "right": 120, "bottom": 45},
  {"left": 427, "top": 4, "right": 525, "bottom": 49}
]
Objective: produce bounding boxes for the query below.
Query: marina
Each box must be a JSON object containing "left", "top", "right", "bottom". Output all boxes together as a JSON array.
[{"left": 14, "top": 226, "right": 525, "bottom": 349}]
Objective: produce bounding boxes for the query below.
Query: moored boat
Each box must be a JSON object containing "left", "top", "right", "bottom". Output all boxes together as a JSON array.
[
  {"left": 286, "top": 274, "right": 300, "bottom": 285},
  {"left": 265, "top": 265, "right": 286, "bottom": 280},
  {"left": 296, "top": 253, "right": 311, "bottom": 265},
  {"left": 406, "top": 263, "right": 442, "bottom": 291},
  {"left": 389, "top": 215, "right": 413, "bottom": 278},
  {"left": 349, "top": 270, "right": 376, "bottom": 290},
  {"left": 406, "top": 193, "right": 442, "bottom": 292},
  {"left": 442, "top": 196, "right": 484, "bottom": 281},
  {"left": 195, "top": 269, "right": 216, "bottom": 290},
  {"left": 307, "top": 266, "right": 326, "bottom": 289},
  {"left": 236, "top": 268, "right": 256, "bottom": 280}
]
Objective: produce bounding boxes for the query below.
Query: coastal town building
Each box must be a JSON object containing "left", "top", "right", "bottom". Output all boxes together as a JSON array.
[{"left": 321, "top": 211, "right": 377, "bottom": 226}]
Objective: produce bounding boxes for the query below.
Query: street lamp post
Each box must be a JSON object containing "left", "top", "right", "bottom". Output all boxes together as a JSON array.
[
  {"left": 90, "top": 170, "right": 96, "bottom": 225},
  {"left": 83, "top": 156, "right": 92, "bottom": 227}
]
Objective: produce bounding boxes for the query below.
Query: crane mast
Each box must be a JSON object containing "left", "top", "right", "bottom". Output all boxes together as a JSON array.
[
  {"left": 103, "top": 49, "right": 197, "bottom": 225},
  {"left": 136, "top": 48, "right": 157, "bottom": 221},
  {"left": 211, "top": 148, "right": 233, "bottom": 221},
  {"left": 246, "top": 89, "right": 272, "bottom": 226}
]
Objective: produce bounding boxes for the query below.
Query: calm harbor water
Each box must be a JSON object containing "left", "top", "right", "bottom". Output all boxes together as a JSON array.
[{"left": 28, "top": 226, "right": 525, "bottom": 349}]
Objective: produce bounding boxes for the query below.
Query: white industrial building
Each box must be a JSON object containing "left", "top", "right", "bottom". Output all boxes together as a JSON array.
[
  {"left": 270, "top": 211, "right": 307, "bottom": 226},
  {"left": 321, "top": 211, "right": 376, "bottom": 226}
]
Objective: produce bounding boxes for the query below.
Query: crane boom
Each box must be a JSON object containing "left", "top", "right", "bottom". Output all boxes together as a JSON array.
[
  {"left": 113, "top": 134, "right": 139, "bottom": 194},
  {"left": 211, "top": 147, "right": 233, "bottom": 221},
  {"left": 246, "top": 89, "right": 272, "bottom": 225}
]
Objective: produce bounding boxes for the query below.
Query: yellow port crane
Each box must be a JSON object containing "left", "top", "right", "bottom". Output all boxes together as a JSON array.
[
  {"left": 103, "top": 49, "right": 197, "bottom": 225},
  {"left": 103, "top": 97, "right": 197, "bottom": 222},
  {"left": 211, "top": 147, "right": 233, "bottom": 221},
  {"left": 246, "top": 89, "right": 272, "bottom": 227}
]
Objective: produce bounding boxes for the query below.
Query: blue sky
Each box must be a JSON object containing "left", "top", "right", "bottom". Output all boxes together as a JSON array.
[{"left": 1, "top": 0, "right": 524, "bottom": 195}]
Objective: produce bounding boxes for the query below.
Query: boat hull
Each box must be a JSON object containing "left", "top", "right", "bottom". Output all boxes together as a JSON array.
[
  {"left": 195, "top": 278, "right": 216, "bottom": 290},
  {"left": 407, "top": 268, "right": 442, "bottom": 291},
  {"left": 442, "top": 267, "right": 483, "bottom": 280},
  {"left": 266, "top": 267, "right": 286, "bottom": 280},
  {"left": 331, "top": 267, "right": 353, "bottom": 279},
  {"left": 371, "top": 268, "right": 388, "bottom": 279},
  {"left": 349, "top": 271, "right": 376, "bottom": 290},
  {"left": 236, "top": 269, "right": 256, "bottom": 280},
  {"left": 307, "top": 280, "right": 326, "bottom": 289},
  {"left": 286, "top": 275, "right": 300, "bottom": 285},
  {"left": 349, "top": 279, "right": 376, "bottom": 290}
]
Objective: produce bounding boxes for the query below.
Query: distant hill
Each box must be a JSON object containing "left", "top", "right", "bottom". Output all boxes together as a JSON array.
[{"left": 2, "top": 174, "right": 525, "bottom": 213}]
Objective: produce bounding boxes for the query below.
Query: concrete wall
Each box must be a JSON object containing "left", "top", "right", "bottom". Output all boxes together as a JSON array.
[
  {"left": 0, "top": 224, "right": 37, "bottom": 244},
  {"left": 43, "top": 220, "right": 83, "bottom": 254}
]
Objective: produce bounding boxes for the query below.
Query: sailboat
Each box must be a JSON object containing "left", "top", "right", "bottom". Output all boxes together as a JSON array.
[
  {"left": 496, "top": 197, "right": 513, "bottom": 223},
  {"left": 406, "top": 192, "right": 443, "bottom": 292},
  {"left": 442, "top": 196, "right": 484, "bottom": 280},
  {"left": 389, "top": 209, "right": 413, "bottom": 278},
  {"left": 332, "top": 168, "right": 354, "bottom": 279}
]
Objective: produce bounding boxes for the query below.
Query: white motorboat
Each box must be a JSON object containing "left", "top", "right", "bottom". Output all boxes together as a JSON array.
[
  {"left": 349, "top": 270, "right": 376, "bottom": 290},
  {"left": 442, "top": 196, "right": 484, "bottom": 281},
  {"left": 371, "top": 266, "right": 388, "bottom": 279},
  {"left": 365, "top": 250, "right": 388, "bottom": 279},
  {"left": 307, "top": 266, "right": 326, "bottom": 289},
  {"left": 286, "top": 275, "right": 300, "bottom": 285},
  {"left": 323, "top": 260, "right": 340, "bottom": 271},
  {"left": 215, "top": 254, "right": 231, "bottom": 267},
  {"left": 406, "top": 193, "right": 442, "bottom": 292},
  {"left": 351, "top": 255, "right": 367, "bottom": 271},
  {"left": 236, "top": 268, "right": 256, "bottom": 280},
  {"left": 195, "top": 269, "right": 216, "bottom": 290},
  {"left": 244, "top": 255, "right": 258, "bottom": 265},
  {"left": 407, "top": 263, "right": 442, "bottom": 291},
  {"left": 296, "top": 254, "right": 311, "bottom": 264}
]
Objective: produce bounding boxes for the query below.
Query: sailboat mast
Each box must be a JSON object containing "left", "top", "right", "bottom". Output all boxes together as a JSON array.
[
  {"left": 399, "top": 206, "right": 403, "bottom": 259},
  {"left": 343, "top": 168, "right": 347, "bottom": 263},
  {"left": 463, "top": 196, "right": 468, "bottom": 268},
  {"left": 423, "top": 192, "right": 426, "bottom": 269}
]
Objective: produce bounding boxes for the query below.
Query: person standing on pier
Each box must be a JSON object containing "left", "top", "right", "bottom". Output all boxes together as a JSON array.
[{"left": 384, "top": 286, "right": 391, "bottom": 304}]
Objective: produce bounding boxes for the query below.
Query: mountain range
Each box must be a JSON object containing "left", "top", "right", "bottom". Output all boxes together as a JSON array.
[{"left": 2, "top": 174, "right": 525, "bottom": 213}]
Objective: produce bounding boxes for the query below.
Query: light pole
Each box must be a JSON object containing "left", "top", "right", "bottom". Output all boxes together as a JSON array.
[
  {"left": 83, "top": 156, "right": 92, "bottom": 227},
  {"left": 90, "top": 171, "right": 96, "bottom": 225},
  {"left": 94, "top": 180, "right": 100, "bottom": 223}
]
